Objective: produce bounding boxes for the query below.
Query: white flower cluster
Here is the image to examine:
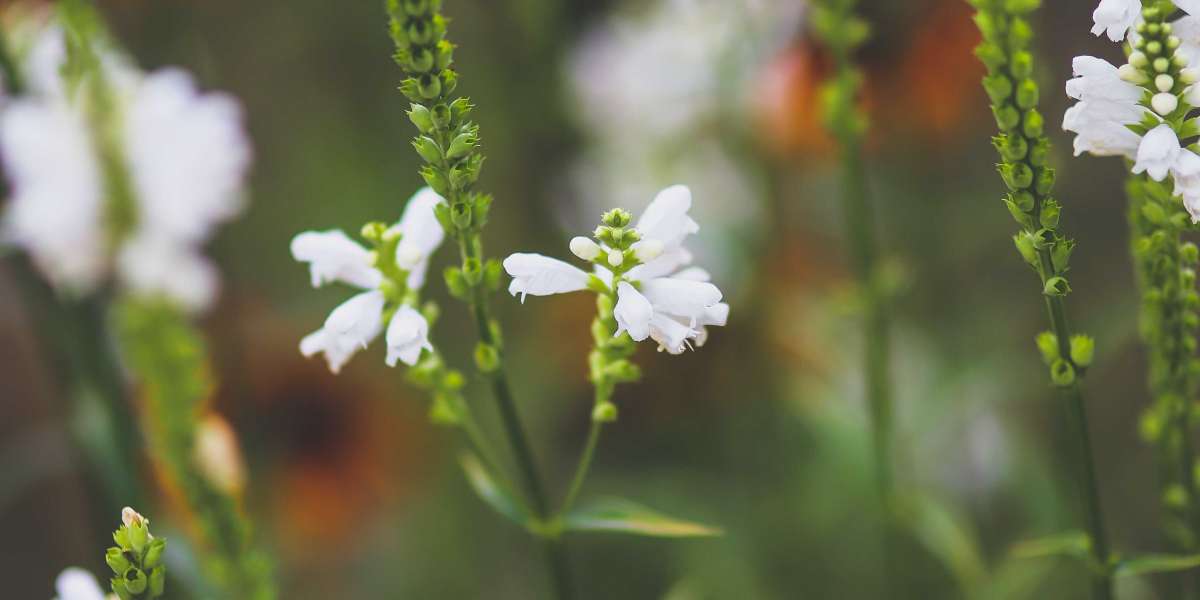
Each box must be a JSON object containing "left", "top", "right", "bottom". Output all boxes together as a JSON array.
[
  {"left": 0, "top": 21, "right": 251, "bottom": 312},
  {"left": 1067, "top": 1, "right": 1200, "bottom": 220},
  {"left": 504, "top": 185, "right": 728, "bottom": 354},
  {"left": 291, "top": 188, "right": 444, "bottom": 373}
]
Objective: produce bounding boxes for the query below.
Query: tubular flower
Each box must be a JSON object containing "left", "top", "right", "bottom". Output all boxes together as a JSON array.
[
  {"left": 1093, "top": 0, "right": 1143, "bottom": 42},
  {"left": 291, "top": 188, "right": 443, "bottom": 373},
  {"left": 503, "top": 185, "right": 728, "bottom": 354},
  {"left": 0, "top": 21, "right": 250, "bottom": 312}
]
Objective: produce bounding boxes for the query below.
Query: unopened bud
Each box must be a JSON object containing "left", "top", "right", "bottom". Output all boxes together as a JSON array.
[
  {"left": 607, "top": 248, "right": 624, "bottom": 267},
  {"left": 1118, "top": 64, "right": 1148, "bottom": 84},
  {"left": 194, "top": 414, "right": 247, "bottom": 496},
  {"left": 1130, "top": 51, "right": 1149, "bottom": 68},
  {"left": 569, "top": 236, "right": 602, "bottom": 261},
  {"left": 1157, "top": 74, "right": 1175, "bottom": 92},
  {"left": 1153, "top": 92, "right": 1179, "bottom": 115}
]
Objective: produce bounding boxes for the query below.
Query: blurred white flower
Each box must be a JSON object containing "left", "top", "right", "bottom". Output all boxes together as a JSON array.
[
  {"left": 292, "top": 188, "right": 445, "bottom": 372},
  {"left": 1132, "top": 124, "right": 1192, "bottom": 182},
  {"left": 564, "top": 0, "right": 802, "bottom": 287},
  {"left": 0, "top": 19, "right": 251, "bottom": 313},
  {"left": 54, "top": 567, "right": 109, "bottom": 600},
  {"left": 194, "top": 413, "right": 247, "bottom": 496},
  {"left": 505, "top": 184, "right": 728, "bottom": 354}
]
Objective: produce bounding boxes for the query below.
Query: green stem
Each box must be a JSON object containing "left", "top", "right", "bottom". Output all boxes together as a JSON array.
[
  {"left": 1044, "top": 295, "right": 1113, "bottom": 599},
  {"left": 837, "top": 125, "right": 897, "bottom": 591},
  {"left": 454, "top": 236, "right": 574, "bottom": 600},
  {"left": 559, "top": 418, "right": 603, "bottom": 518}
]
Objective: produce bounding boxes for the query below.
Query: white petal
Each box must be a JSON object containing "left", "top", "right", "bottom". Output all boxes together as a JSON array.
[
  {"left": 1179, "top": 0, "right": 1200, "bottom": 16},
  {"left": 1133, "top": 124, "right": 1182, "bottom": 181},
  {"left": 55, "top": 568, "right": 106, "bottom": 600},
  {"left": 503, "top": 253, "right": 590, "bottom": 301},
  {"left": 614, "top": 282, "right": 653, "bottom": 341},
  {"left": 669, "top": 266, "right": 712, "bottom": 282},
  {"left": 116, "top": 235, "right": 218, "bottom": 313},
  {"left": 700, "top": 302, "right": 730, "bottom": 327},
  {"left": 1092, "top": 0, "right": 1141, "bottom": 42},
  {"left": 125, "top": 68, "right": 251, "bottom": 245},
  {"left": 649, "top": 312, "right": 696, "bottom": 354},
  {"left": 325, "top": 290, "right": 385, "bottom": 350},
  {"left": 635, "top": 184, "right": 700, "bottom": 247},
  {"left": 393, "top": 186, "right": 446, "bottom": 287},
  {"left": 290, "top": 229, "right": 383, "bottom": 289},
  {"left": 385, "top": 305, "right": 433, "bottom": 367},
  {"left": 0, "top": 99, "right": 106, "bottom": 292},
  {"left": 639, "top": 277, "right": 723, "bottom": 323}
]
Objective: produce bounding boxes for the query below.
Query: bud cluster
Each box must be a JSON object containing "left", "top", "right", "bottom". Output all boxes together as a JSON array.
[
  {"left": 972, "top": 0, "right": 1087, "bottom": 383},
  {"left": 572, "top": 209, "right": 654, "bottom": 421},
  {"left": 1120, "top": 4, "right": 1199, "bottom": 124},
  {"left": 105, "top": 508, "right": 166, "bottom": 599},
  {"left": 388, "top": 0, "right": 488, "bottom": 241}
]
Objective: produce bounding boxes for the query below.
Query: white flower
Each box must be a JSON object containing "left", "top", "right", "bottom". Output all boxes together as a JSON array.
[
  {"left": 54, "top": 568, "right": 108, "bottom": 600},
  {"left": 0, "top": 98, "right": 106, "bottom": 291},
  {"left": 1175, "top": 16, "right": 1200, "bottom": 66},
  {"left": 300, "top": 291, "right": 385, "bottom": 373},
  {"left": 293, "top": 189, "right": 445, "bottom": 373},
  {"left": 124, "top": 69, "right": 250, "bottom": 245},
  {"left": 1062, "top": 56, "right": 1147, "bottom": 159},
  {"left": 614, "top": 277, "right": 724, "bottom": 354},
  {"left": 1171, "top": 148, "right": 1200, "bottom": 222},
  {"left": 627, "top": 184, "right": 700, "bottom": 280},
  {"left": 1092, "top": 0, "right": 1142, "bottom": 42},
  {"left": 391, "top": 187, "right": 446, "bottom": 290},
  {"left": 0, "top": 32, "right": 251, "bottom": 313},
  {"left": 569, "top": 236, "right": 603, "bottom": 261},
  {"left": 1134, "top": 124, "right": 1184, "bottom": 181},
  {"left": 504, "top": 184, "right": 727, "bottom": 353},
  {"left": 503, "top": 253, "right": 591, "bottom": 301},
  {"left": 117, "top": 233, "right": 218, "bottom": 312},
  {"left": 291, "top": 229, "right": 383, "bottom": 289},
  {"left": 385, "top": 305, "right": 433, "bottom": 367}
]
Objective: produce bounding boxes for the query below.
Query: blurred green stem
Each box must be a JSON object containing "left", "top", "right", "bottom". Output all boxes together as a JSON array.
[{"left": 559, "top": 413, "right": 603, "bottom": 520}]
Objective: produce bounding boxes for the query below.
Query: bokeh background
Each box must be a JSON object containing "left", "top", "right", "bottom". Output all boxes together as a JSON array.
[{"left": 0, "top": 0, "right": 1181, "bottom": 598}]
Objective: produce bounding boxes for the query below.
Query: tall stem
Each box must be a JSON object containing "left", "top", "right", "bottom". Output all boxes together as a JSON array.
[{"left": 456, "top": 236, "right": 574, "bottom": 600}]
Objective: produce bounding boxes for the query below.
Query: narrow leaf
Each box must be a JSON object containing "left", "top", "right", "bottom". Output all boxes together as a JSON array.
[
  {"left": 458, "top": 453, "right": 527, "bottom": 526},
  {"left": 564, "top": 497, "right": 721, "bottom": 538},
  {"left": 897, "top": 494, "right": 987, "bottom": 590},
  {"left": 1009, "top": 531, "right": 1090, "bottom": 561},
  {"left": 1114, "top": 553, "right": 1200, "bottom": 577}
]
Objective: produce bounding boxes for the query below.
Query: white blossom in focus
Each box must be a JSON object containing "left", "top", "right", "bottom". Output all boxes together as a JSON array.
[
  {"left": 504, "top": 185, "right": 728, "bottom": 354},
  {"left": 1062, "top": 56, "right": 1146, "bottom": 158},
  {"left": 292, "top": 188, "right": 445, "bottom": 372},
  {"left": 1133, "top": 124, "right": 1186, "bottom": 181}
]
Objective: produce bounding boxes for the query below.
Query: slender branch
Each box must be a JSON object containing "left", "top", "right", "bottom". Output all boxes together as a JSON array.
[{"left": 559, "top": 419, "right": 603, "bottom": 519}]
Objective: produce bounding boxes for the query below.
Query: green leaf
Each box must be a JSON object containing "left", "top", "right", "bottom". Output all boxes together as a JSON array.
[
  {"left": 458, "top": 453, "right": 528, "bottom": 526},
  {"left": 563, "top": 497, "right": 721, "bottom": 538},
  {"left": 1009, "top": 530, "right": 1090, "bottom": 561},
  {"left": 1114, "top": 553, "right": 1200, "bottom": 577},
  {"left": 896, "top": 494, "right": 987, "bottom": 591}
]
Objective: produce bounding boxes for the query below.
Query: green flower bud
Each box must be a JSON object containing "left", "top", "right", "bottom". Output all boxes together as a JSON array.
[
  {"left": 602, "top": 208, "right": 633, "bottom": 228},
  {"left": 982, "top": 74, "right": 1013, "bottom": 103},
  {"left": 123, "top": 567, "right": 148, "bottom": 595},
  {"left": 461, "top": 256, "right": 482, "bottom": 284},
  {"left": 474, "top": 342, "right": 500, "bottom": 373},
  {"left": 420, "top": 165, "right": 450, "bottom": 196},
  {"left": 484, "top": 258, "right": 502, "bottom": 291},
  {"left": 1034, "top": 166, "right": 1055, "bottom": 195},
  {"left": 412, "top": 136, "right": 442, "bottom": 164},
  {"left": 993, "top": 104, "right": 1020, "bottom": 131},
  {"left": 1014, "top": 232, "right": 1038, "bottom": 265},
  {"left": 1043, "top": 276, "right": 1071, "bottom": 296},
  {"left": 1147, "top": 40, "right": 1163, "bottom": 56},
  {"left": 1036, "top": 331, "right": 1059, "bottom": 365},
  {"left": 444, "top": 267, "right": 468, "bottom": 298},
  {"left": 446, "top": 131, "right": 477, "bottom": 160},
  {"left": 1182, "top": 242, "right": 1199, "bottom": 264},
  {"left": 417, "top": 73, "right": 441, "bottom": 99},
  {"left": 1004, "top": 197, "right": 1032, "bottom": 227},
  {"left": 1039, "top": 198, "right": 1061, "bottom": 229},
  {"left": 1015, "top": 79, "right": 1039, "bottom": 110},
  {"left": 1022, "top": 108, "right": 1044, "bottom": 138},
  {"left": 106, "top": 547, "right": 132, "bottom": 574},
  {"left": 1142, "top": 200, "right": 1167, "bottom": 224},
  {"left": 1049, "top": 358, "right": 1076, "bottom": 387},
  {"left": 408, "top": 103, "right": 435, "bottom": 133},
  {"left": 593, "top": 402, "right": 618, "bottom": 423},
  {"left": 1069, "top": 335, "right": 1095, "bottom": 368},
  {"left": 1010, "top": 51, "right": 1033, "bottom": 79}
]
